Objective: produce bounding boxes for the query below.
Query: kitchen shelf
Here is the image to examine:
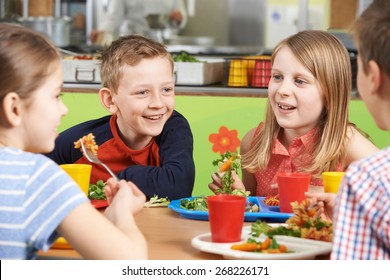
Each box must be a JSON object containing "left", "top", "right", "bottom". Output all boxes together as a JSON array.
[
  {"left": 63, "top": 83, "right": 360, "bottom": 99},
  {"left": 63, "top": 83, "right": 269, "bottom": 98}
]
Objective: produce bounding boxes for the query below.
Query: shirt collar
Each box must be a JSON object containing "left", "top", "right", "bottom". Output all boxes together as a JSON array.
[{"left": 272, "top": 127, "right": 318, "bottom": 156}]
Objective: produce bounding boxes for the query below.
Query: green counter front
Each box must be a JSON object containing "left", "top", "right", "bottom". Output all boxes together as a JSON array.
[{"left": 59, "top": 89, "right": 389, "bottom": 197}]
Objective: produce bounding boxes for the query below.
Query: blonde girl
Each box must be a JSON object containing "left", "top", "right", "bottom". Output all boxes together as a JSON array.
[
  {"left": 0, "top": 23, "right": 147, "bottom": 259},
  {"left": 209, "top": 30, "right": 378, "bottom": 197}
]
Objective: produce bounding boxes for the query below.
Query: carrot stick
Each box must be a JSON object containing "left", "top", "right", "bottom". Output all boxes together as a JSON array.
[
  {"left": 220, "top": 157, "right": 234, "bottom": 172},
  {"left": 231, "top": 243, "right": 260, "bottom": 251},
  {"left": 279, "top": 244, "right": 287, "bottom": 253},
  {"left": 260, "top": 237, "right": 272, "bottom": 250},
  {"left": 307, "top": 207, "right": 317, "bottom": 218}
]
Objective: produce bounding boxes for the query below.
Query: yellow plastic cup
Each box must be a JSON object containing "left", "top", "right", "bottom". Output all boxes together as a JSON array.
[
  {"left": 228, "top": 59, "right": 248, "bottom": 87},
  {"left": 60, "top": 164, "right": 92, "bottom": 195},
  {"left": 322, "top": 172, "right": 345, "bottom": 194}
]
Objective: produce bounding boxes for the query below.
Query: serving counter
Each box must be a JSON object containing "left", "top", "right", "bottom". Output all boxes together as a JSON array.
[{"left": 63, "top": 83, "right": 269, "bottom": 97}]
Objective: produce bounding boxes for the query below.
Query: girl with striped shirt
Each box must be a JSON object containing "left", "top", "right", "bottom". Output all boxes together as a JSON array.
[{"left": 0, "top": 23, "right": 147, "bottom": 260}]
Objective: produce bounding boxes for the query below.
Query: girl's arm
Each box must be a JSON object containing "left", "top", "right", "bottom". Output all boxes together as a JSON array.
[
  {"left": 344, "top": 126, "right": 379, "bottom": 168},
  {"left": 57, "top": 179, "right": 147, "bottom": 260}
]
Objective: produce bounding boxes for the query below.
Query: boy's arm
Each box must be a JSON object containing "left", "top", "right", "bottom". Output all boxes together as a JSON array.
[{"left": 118, "top": 112, "right": 195, "bottom": 200}]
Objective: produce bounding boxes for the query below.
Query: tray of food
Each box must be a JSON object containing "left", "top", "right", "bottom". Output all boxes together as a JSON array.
[
  {"left": 169, "top": 151, "right": 292, "bottom": 222},
  {"left": 173, "top": 51, "right": 223, "bottom": 86},
  {"left": 169, "top": 196, "right": 292, "bottom": 222}
]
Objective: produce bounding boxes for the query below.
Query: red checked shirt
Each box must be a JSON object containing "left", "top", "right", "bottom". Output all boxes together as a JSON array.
[
  {"left": 252, "top": 123, "right": 328, "bottom": 197},
  {"left": 332, "top": 147, "right": 390, "bottom": 259}
]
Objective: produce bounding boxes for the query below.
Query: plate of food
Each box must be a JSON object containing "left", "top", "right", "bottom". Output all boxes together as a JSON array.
[
  {"left": 168, "top": 196, "right": 293, "bottom": 222},
  {"left": 191, "top": 227, "right": 331, "bottom": 260},
  {"left": 88, "top": 180, "right": 109, "bottom": 208},
  {"left": 191, "top": 200, "right": 333, "bottom": 259},
  {"left": 90, "top": 199, "right": 108, "bottom": 209}
]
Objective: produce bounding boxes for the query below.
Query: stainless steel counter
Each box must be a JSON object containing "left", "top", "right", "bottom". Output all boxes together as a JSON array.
[
  {"left": 63, "top": 83, "right": 269, "bottom": 98},
  {"left": 63, "top": 83, "right": 358, "bottom": 98}
]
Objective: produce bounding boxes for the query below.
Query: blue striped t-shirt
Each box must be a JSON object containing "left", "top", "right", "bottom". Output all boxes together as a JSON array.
[{"left": 0, "top": 147, "right": 88, "bottom": 259}]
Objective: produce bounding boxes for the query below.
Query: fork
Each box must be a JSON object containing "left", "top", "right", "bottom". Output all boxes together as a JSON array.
[{"left": 80, "top": 140, "right": 119, "bottom": 181}]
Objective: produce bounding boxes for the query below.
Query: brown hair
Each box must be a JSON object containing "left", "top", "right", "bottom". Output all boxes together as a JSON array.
[
  {"left": 100, "top": 34, "right": 173, "bottom": 92},
  {"left": 242, "top": 30, "right": 352, "bottom": 176},
  {"left": 353, "top": 0, "right": 390, "bottom": 77},
  {"left": 0, "top": 23, "right": 60, "bottom": 103}
]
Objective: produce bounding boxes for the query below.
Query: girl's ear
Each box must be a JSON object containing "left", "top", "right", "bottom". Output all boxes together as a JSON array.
[
  {"left": 99, "top": 87, "right": 118, "bottom": 114},
  {"left": 0, "top": 92, "right": 23, "bottom": 127}
]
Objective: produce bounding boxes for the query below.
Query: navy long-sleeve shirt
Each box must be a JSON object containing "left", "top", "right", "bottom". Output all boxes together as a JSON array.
[{"left": 46, "top": 110, "right": 195, "bottom": 200}]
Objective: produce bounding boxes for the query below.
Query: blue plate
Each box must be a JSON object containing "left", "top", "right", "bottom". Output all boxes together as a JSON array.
[{"left": 168, "top": 196, "right": 293, "bottom": 222}]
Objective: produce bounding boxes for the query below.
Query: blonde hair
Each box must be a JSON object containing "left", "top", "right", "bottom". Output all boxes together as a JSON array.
[
  {"left": 243, "top": 30, "right": 352, "bottom": 177},
  {"left": 0, "top": 23, "right": 60, "bottom": 103},
  {"left": 100, "top": 34, "right": 174, "bottom": 93}
]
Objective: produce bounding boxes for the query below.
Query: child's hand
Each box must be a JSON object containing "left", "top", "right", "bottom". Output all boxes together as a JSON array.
[
  {"left": 305, "top": 192, "right": 336, "bottom": 222},
  {"left": 105, "top": 178, "right": 146, "bottom": 215},
  {"left": 104, "top": 178, "right": 119, "bottom": 205},
  {"left": 208, "top": 171, "right": 246, "bottom": 194}
]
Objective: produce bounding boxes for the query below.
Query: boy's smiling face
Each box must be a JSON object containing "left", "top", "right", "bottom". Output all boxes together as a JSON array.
[{"left": 112, "top": 56, "right": 175, "bottom": 150}]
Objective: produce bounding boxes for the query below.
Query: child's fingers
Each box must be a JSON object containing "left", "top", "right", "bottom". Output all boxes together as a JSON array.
[{"left": 104, "top": 185, "right": 113, "bottom": 204}]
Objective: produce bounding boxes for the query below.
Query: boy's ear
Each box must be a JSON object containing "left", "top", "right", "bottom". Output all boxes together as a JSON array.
[
  {"left": 0, "top": 92, "right": 23, "bottom": 127},
  {"left": 368, "top": 60, "right": 381, "bottom": 95},
  {"left": 99, "top": 87, "right": 118, "bottom": 114}
]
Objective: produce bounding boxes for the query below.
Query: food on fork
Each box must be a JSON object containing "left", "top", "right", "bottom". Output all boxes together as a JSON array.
[
  {"left": 74, "top": 133, "right": 98, "bottom": 155},
  {"left": 286, "top": 200, "right": 332, "bottom": 242},
  {"left": 212, "top": 151, "right": 248, "bottom": 196},
  {"left": 179, "top": 151, "right": 258, "bottom": 212}
]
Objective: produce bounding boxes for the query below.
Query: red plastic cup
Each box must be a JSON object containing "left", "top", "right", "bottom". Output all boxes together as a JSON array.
[
  {"left": 207, "top": 195, "right": 246, "bottom": 243},
  {"left": 277, "top": 173, "right": 311, "bottom": 213},
  {"left": 251, "top": 59, "right": 271, "bottom": 87}
]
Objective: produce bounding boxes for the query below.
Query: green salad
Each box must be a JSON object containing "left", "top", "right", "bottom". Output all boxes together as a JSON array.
[
  {"left": 172, "top": 51, "right": 202, "bottom": 63},
  {"left": 179, "top": 151, "right": 257, "bottom": 212},
  {"left": 88, "top": 180, "right": 107, "bottom": 200}
]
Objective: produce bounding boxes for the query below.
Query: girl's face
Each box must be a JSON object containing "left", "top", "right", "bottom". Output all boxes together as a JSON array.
[
  {"left": 268, "top": 46, "right": 325, "bottom": 137},
  {"left": 22, "top": 61, "right": 68, "bottom": 153},
  {"left": 113, "top": 56, "right": 175, "bottom": 150}
]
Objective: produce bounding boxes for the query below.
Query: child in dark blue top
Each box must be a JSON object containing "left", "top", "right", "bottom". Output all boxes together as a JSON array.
[{"left": 47, "top": 35, "right": 195, "bottom": 200}]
